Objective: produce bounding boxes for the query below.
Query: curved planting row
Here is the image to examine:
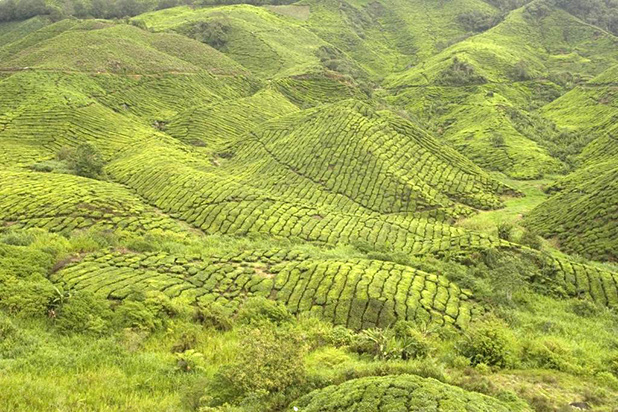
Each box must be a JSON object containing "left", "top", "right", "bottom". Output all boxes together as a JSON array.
[
  {"left": 273, "top": 72, "right": 362, "bottom": 107},
  {"left": 108, "top": 138, "right": 507, "bottom": 256},
  {"left": 165, "top": 88, "right": 298, "bottom": 147},
  {"left": 53, "top": 249, "right": 479, "bottom": 329},
  {"left": 545, "top": 255, "right": 618, "bottom": 306},
  {"left": 231, "top": 100, "right": 508, "bottom": 215},
  {"left": 290, "top": 374, "right": 529, "bottom": 412},
  {"left": 526, "top": 164, "right": 618, "bottom": 262},
  {"left": 0, "top": 171, "right": 182, "bottom": 233}
]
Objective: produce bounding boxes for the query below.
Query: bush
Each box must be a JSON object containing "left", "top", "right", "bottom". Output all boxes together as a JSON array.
[
  {"left": 519, "top": 229, "right": 543, "bottom": 250},
  {"left": 497, "top": 222, "right": 513, "bottom": 241},
  {"left": 607, "top": 352, "right": 618, "bottom": 377},
  {"left": 0, "top": 312, "right": 23, "bottom": 357},
  {"left": 175, "top": 349, "right": 206, "bottom": 373},
  {"left": 56, "top": 291, "right": 113, "bottom": 334},
  {"left": 326, "top": 325, "right": 356, "bottom": 347},
  {"left": 208, "top": 327, "right": 307, "bottom": 408},
  {"left": 522, "top": 338, "right": 580, "bottom": 374},
  {"left": 457, "top": 321, "right": 515, "bottom": 368},
  {"left": 236, "top": 297, "right": 293, "bottom": 325},
  {"left": 0, "top": 276, "right": 56, "bottom": 317},
  {"left": 511, "top": 60, "right": 533, "bottom": 81},
  {"left": 458, "top": 10, "right": 501, "bottom": 32},
  {"left": 114, "top": 300, "right": 160, "bottom": 331},
  {"left": 0, "top": 231, "right": 35, "bottom": 246},
  {"left": 490, "top": 133, "right": 506, "bottom": 148},
  {"left": 570, "top": 299, "right": 600, "bottom": 317},
  {"left": 392, "top": 321, "right": 433, "bottom": 360},
  {"left": 185, "top": 19, "right": 230, "bottom": 50},
  {"left": 437, "top": 57, "right": 487, "bottom": 86},
  {"left": 194, "top": 302, "right": 234, "bottom": 331},
  {"left": 57, "top": 143, "right": 105, "bottom": 179},
  {"left": 351, "top": 328, "right": 396, "bottom": 361}
]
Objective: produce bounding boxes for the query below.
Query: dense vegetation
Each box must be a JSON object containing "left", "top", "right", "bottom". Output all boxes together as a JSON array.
[{"left": 0, "top": 0, "right": 617, "bottom": 411}]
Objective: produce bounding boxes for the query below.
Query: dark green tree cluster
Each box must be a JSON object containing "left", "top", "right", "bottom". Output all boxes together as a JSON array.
[
  {"left": 523, "top": 0, "right": 618, "bottom": 34},
  {"left": 457, "top": 10, "right": 502, "bottom": 32},
  {"left": 556, "top": 0, "right": 618, "bottom": 35}
]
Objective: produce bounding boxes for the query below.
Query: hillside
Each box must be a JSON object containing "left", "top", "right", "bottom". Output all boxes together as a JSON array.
[{"left": 0, "top": 1, "right": 617, "bottom": 411}]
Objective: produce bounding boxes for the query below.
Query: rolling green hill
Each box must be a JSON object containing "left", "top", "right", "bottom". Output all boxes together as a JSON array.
[{"left": 0, "top": 1, "right": 617, "bottom": 411}]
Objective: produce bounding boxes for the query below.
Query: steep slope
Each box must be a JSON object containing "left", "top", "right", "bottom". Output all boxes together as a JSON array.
[
  {"left": 0, "top": 19, "right": 258, "bottom": 167},
  {"left": 524, "top": 64, "right": 617, "bottom": 262},
  {"left": 133, "top": 5, "right": 328, "bottom": 78},
  {"left": 386, "top": 5, "right": 618, "bottom": 178},
  {"left": 541, "top": 64, "right": 618, "bottom": 140},
  {"left": 229, "top": 100, "right": 511, "bottom": 215},
  {"left": 301, "top": 0, "right": 501, "bottom": 76},
  {"left": 106, "top": 106, "right": 510, "bottom": 259},
  {"left": 525, "top": 164, "right": 617, "bottom": 261}
]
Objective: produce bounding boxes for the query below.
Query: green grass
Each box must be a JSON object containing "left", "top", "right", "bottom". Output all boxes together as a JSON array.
[{"left": 456, "top": 174, "right": 555, "bottom": 236}]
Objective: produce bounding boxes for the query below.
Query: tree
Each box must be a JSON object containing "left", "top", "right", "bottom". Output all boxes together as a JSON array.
[
  {"left": 207, "top": 327, "right": 307, "bottom": 408},
  {"left": 186, "top": 19, "right": 230, "bottom": 49}
]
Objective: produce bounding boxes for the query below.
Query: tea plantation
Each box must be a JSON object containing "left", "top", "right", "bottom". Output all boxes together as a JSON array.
[{"left": 1, "top": 0, "right": 617, "bottom": 411}]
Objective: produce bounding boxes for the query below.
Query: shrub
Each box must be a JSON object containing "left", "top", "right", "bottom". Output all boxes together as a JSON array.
[
  {"left": 0, "top": 276, "right": 56, "bottom": 317},
  {"left": 55, "top": 291, "right": 113, "bottom": 334},
  {"left": 570, "top": 299, "right": 600, "bottom": 317},
  {"left": 326, "top": 325, "right": 356, "bottom": 347},
  {"left": 185, "top": 19, "right": 230, "bottom": 50},
  {"left": 457, "top": 321, "right": 515, "bottom": 368},
  {"left": 30, "top": 160, "right": 73, "bottom": 174},
  {"left": 437, "top": 57, "right": 487, "bottom": 86},
  {"left": 194, "top": 302, "right": 234, "bottom": 331},
  {"left": 519, "top": 229, "right": 543, "bottom": 250},
  {"left": 512, "top": 60, "right": 533, "bottom": 81},
  {"left": 607, "top": 352, "right": 618, "bottom": 377},
  {"left": 392, "top": 321, "right": 433, "bottom": 360},
  {"left": 352, "top": 328, "right": 397, "bottom": 361},
  {"left": 497, "top": 222, "right": 513, "bottom": 241},
  {"left": 0, "top": 312, "right": 23, "bottom": 357},
  {"left": 114, "top": 300, "right": 160, "bottom": 331},
  {"left": 490, "top": 133, "right": 506, "bottom": 148},
  {"left": 57, "top": 143, "right": 105, "bottom": 179},
  {"left": 208, "top": 327, "right": 307, "bottom": 408},
  {"left": 0, "top": 230, "right": 35, "bottom": 246},
  {"left": 521, "top": 338, "right": 579, "bottom": 374},
  {"left": 175, "top": 349, "right": 206, "bottom": 373},
  {"left": 236, "top": 297, "right": 293, "bottom": 325},
  {"left": 458, "top": 10, "right": 501, "bottom": 32}
]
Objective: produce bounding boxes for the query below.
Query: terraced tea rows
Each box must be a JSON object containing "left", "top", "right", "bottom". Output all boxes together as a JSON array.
[
  {"left": 108, "top": 138, "right": 509, "bottom": 257},
  {"left": 53, "top": 250, "right": 479, "bottom": 329},
  {"left": 230, "top": 100, "right": 510, "bottom": 214},
  {"left": 0, "top": 171, "right": 183, "bottom": 233},
  {"left": 0, "top": 20, "right": 247, "bottom": 75},
  {"left": 526, "top": 165, "right": 618, "bottom": 262},
  {"left": 545, "top": 256, "right": 618, "bottom": 306},
  {"left": 273, "top": 72, "right": 363, "bottom": 108},
  {"left": 290, "top": 374, "right": 529, "bottom": 412},
  {"left": 165, "top": 88, "right": 298, "bottom": 147}
]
